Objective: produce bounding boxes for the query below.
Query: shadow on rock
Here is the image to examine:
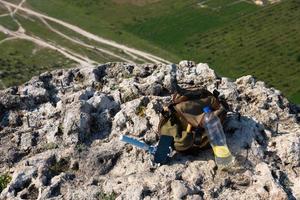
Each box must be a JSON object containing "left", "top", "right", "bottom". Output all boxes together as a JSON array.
[{"left": 167, "top": 112, "right": 269, "bottom": 173}]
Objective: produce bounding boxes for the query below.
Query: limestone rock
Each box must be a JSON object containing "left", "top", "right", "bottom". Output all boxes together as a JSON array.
[
  {"left": 1, "top": 166, "right": 38, "bottom": 198},
  {"left": 0, "top": 62, "right": 299, "bottom": 200},
  {"left": 62, "top": 101, "right": 93, "bottom": 144},
  {"left": 171, "top": 180, "right": 189, "bottom": 199},
  {"left": 249, "top": 163, "right": 288, "bottom": 200},
  {"left": 22, "top": 84, "right": 49, "bottom": 104},
  {"left": 272, "top": 133, "right": 300, "bottom": 167},
  {"left": 20, "top": 132, "right": 38, "bottom": 150}
]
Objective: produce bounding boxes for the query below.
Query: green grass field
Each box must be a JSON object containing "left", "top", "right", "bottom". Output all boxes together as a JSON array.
[
  {"left": 15, "top": 15, "right": 118, "bottom": 63},
  {"left": 0, "top": 0, "right": 179, "bottom": 87},
  {"left": 0, "top": 15, "right": 19, "bottom": 31},
  {"left": 44, "top": 20, "right": 148, "bottom": 63},
  {"left": 0, "top": 5, "right": 8, "bottom": 15},
  {"left": 24, "top": 0, "right": 300, "bottom": 103},
  {"left": 26, "top": 0, "right": 181, "bottom": 61},
  {"left": 0, "top": 39, "right": 76, "bottom": 88},
  {"left": 180, "top": 0, "right": 300, "bottom": 103},
  {"left": 123, "top": 1, "right": 300, "bottom": 103},
  {"left": 126, "top": 0, "right": 259, "bottom": 51},
  {"left": 25, "top": 0, "right": 259, "bottom": 61},
  {"left": 0, "top": 0, "right": 299, "bottom": 104},
  {"left": 0, "top": 32, "right": 6, "bottom": 41}
]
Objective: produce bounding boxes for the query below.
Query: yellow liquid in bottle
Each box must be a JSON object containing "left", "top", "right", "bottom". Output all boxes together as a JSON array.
[{"left": 212, "top": 146, "right": 234, "bottom": 169}]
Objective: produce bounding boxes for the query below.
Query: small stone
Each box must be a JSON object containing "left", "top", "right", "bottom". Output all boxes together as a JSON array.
[
  {"left": 274, "top": 134, "right": 300, "bottom": 167},
  {"left": 179, "top": 60, "right": 195, "bottom": 68},
  {"left": 171, "top": 180, "right": 189, "bottom": 199},
  {"left": 20, "top": 132, "right": 38, "bottom": 150},
  {"left": 186, "top": 194, "right": 203, "bottom": 200}
]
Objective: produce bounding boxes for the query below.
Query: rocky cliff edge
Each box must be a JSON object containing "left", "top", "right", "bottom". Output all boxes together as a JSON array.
[{"left": 0, "top": 61, "right": 299, "bottom": 200}]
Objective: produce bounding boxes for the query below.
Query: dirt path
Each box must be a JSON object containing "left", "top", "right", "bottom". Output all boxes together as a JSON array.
[
  {"left": 39, "top": 18, "right": 138, "bottom": 63},
  {"left": 0, "top": 0, "right": 171, "bottom": 64},
  {"left": 13, "top": 0, "right": 26, "bottom": 14},
  {"left": 0, "top": 25, "right": 96, "bottom": 66},
  {"left": 17, "top": 0, "right": 143, "bottom": 63},
  {"left": 0, "top": 36, "right": 17, "bottom": 44},
  {"left": 4, "top": 0, "right": 25, "bottom": 33},
  {"left": 0, "top": 0, "right": 98, "bottom": 67}
]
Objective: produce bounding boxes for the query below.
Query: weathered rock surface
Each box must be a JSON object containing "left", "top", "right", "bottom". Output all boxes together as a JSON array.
[{"left": 0, "top": 62, "right": 299, "bottom": 200}]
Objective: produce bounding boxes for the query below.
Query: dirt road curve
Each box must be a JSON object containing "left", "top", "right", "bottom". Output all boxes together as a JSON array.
[{"left": 0, "top": 0, "right": 171, "bottom": 64}]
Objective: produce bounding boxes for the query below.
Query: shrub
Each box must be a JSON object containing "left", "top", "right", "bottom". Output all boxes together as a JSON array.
[
  {"left": 49, "top": 157, "right": 70, "bottom": 176},
  {"left": 95, "top": 192, "right": 116, "bottom": 200},
  {"left": 0, "top": 173, "right": 12, "bottom": 193},
  {"left": 44, "top": 142, "right": 59, "bottom": 150},
  {"left": 135, "top": 105, "right": 147, "bottom": 117}
]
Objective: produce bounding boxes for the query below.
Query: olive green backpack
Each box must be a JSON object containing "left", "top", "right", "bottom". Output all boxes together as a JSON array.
[{"left": 158, "top": 88, "right": 228, "bottom": 151}]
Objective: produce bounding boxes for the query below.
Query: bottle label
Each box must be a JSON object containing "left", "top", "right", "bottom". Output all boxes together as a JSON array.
[{"left": 213, "top": 146, "right": 231, "bottom": 158}]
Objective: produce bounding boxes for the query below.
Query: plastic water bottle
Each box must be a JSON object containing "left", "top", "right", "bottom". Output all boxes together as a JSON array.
[{"left": 203, "top": 106, "right": 234, "bottom": 168}]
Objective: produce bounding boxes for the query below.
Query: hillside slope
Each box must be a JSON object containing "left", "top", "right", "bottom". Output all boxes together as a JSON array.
[
  {"left": 0, "top": 0, "right": 299, "bottom": 103},
  {"left": 0, "top": 0, "right": 172, "bottom": 90},
  {"left": 24, "top": 0, "right": 300, "bottom": 103},
  {"left": 0, "top": 62, "right": 299, "bottom": 199}
]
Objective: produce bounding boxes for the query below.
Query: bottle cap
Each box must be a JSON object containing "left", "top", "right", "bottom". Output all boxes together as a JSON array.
[{"left": 203, "top": 106, "right": 211, "bottom": 113}]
